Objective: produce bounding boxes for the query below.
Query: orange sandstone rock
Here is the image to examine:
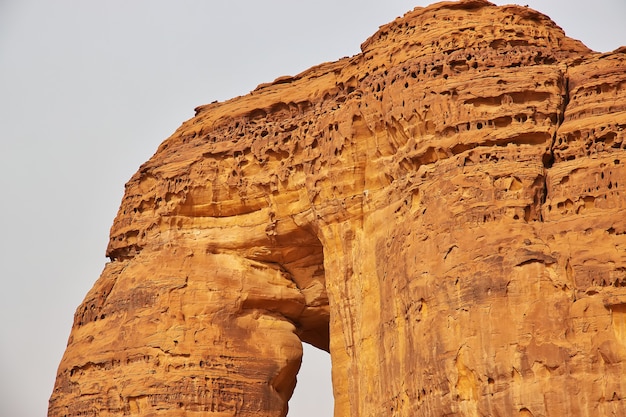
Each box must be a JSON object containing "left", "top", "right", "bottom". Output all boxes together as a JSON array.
[{"left": 49, "top": 1, "right": 626, "bottom": 416}]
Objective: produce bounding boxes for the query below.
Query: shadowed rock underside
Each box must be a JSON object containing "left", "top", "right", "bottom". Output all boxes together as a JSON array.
[{"left": 50, "top": 1, "right": 626, "bottom": 416}]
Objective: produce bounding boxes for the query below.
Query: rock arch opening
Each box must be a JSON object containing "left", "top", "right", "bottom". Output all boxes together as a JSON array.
[
  {"left": 288, "top": 343, "right": 334, "bottom": 417},
  {"left": 268, "top": 221, "right": 334, "bottom": 417}
]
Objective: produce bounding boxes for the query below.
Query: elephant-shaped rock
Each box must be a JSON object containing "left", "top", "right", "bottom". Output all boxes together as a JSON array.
[{"left": 50, "top": 1, "right": 626, "bottom": 416}]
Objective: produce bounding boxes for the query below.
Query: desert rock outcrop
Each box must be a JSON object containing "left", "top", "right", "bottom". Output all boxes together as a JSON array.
[{"left": 49, "top": 1, "right": 626, "bottom": 416}]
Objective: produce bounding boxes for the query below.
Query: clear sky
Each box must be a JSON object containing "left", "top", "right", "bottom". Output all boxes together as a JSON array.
[{"left": 0, "top": 1, "right": 624, "bottom": 416}]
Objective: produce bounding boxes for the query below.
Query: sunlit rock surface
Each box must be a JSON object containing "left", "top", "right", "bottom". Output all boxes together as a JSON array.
[{"left": 49, "top": 1, "right": 626, "bottom": 416}]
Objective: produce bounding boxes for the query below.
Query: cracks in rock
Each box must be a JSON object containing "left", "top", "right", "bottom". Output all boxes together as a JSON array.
[
  {"left": 558, "top": 71, "right": 570, "bottom": 129},
  {"left": 538, "top": 67, "right": 571, "bottom": 220},
  {"left": 443, "top": 245, "right": 458, "bottom": 260},
  {"left": 107, "top": 243, "right": 144, "bottom": 262},
  {"left": 150, "top": 344, "right": 191, "bottom": 358},
  {"left": 543, "top": 69, "right": 569, "bottom": 171}
]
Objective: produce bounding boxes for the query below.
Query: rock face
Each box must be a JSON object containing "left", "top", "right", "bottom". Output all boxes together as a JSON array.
[{"left": 49, "top": 1, "right": 626, "bottom": 416}]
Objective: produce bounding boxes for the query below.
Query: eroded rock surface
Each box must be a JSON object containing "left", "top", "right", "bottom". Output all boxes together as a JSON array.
[{"left": 49, "top": 1, "right": 626, "bottom": 416}]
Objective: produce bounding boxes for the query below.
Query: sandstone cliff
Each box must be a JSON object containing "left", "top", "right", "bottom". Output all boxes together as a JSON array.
[{"left": 49, "top": 1, "right": 626, "bottom": 416}]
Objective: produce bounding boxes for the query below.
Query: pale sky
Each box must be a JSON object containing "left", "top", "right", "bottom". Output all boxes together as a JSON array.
[{"left": 0, "top": 1, "right": 624, "bottom": 416}]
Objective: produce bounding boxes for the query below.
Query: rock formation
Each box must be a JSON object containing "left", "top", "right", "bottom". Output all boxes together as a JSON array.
[{"left": 49, "top": 1, "right": 626, "bottom": 416}]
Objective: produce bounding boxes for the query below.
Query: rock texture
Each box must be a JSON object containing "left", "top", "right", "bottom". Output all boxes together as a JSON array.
[{"left": 49, "top": 1, "right": 626, "bottom": 416}]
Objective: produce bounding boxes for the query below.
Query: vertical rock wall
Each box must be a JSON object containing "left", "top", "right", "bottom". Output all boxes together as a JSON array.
[{"left": 49, "top": 1, "right": 626, "bottom": 416}]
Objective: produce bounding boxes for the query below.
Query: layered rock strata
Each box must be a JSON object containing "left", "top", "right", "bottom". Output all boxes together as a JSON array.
[{"left": 49, "top": 1, "right": 626, "bottom": 416}]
